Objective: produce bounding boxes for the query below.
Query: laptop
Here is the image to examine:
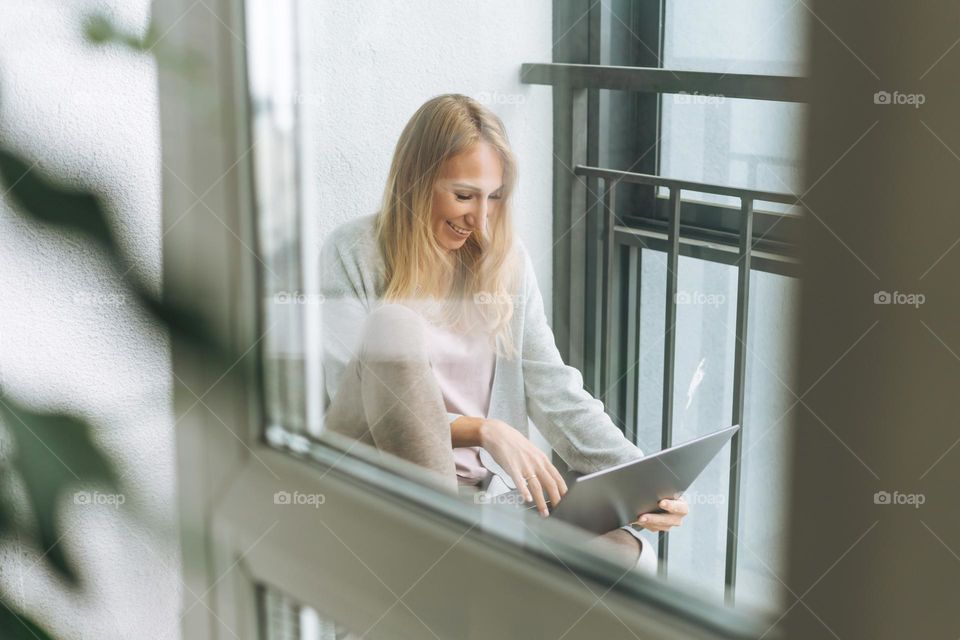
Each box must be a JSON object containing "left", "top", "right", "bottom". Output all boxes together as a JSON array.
[{"left": 501, "top": 425, "right": 740, "bottom": 534}]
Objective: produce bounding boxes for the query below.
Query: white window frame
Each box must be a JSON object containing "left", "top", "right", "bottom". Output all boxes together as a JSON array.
[{"left": 156, "top": 0, "right": 774, "bottom": 638}]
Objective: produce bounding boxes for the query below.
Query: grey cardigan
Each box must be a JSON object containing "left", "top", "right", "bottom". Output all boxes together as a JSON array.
[{"left": 320, "top": 214, "right": 645, "bottom": 490}]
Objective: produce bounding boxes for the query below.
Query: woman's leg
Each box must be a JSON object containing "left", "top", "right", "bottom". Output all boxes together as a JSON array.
[{"left": 325, "top": 303, "right": 457, "bottom": 493}]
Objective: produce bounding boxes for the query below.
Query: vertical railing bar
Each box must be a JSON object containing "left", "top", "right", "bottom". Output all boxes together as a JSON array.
[
  {"left": 582, "top": 0, "right": 603, "bottom": 395},
  {"left": 658, "top": 187, "right": 682, "bottom": 574},
  {"left": 724, "top": 197, "right": 754, "bottom": 605},
  {"left": 623, "top": 245, "right": 641, "bottom": 444},
  {"left": 555, "top": 84, "right": 589, "bottom": 371},
  {"left": 601, "top": 179, "right": 618, "bottom": 410},
  {"left": 548, "top": 82, "right": 587, "bottom": 479},
  {"left": 584, "top": 176, "right": 605, "bottom": 395}
]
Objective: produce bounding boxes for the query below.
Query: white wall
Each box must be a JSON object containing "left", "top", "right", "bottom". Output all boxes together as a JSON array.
[
  {"left": 300, "top": 0, "right": 556, "bottom": 314},
  {"left": 297, "top": 1, "right": 555, "bottom": 456},
  {"left": 0, "top": 1, "right": 176, "bottom": 638}
]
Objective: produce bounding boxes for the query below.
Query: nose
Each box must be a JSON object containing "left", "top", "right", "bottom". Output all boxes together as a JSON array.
[{"left": 465, "top": 198, "right": 489, "bottom": 231}]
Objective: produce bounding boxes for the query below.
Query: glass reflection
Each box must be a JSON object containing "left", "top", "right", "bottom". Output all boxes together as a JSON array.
[
  {"left": 247, "top": 0, "right": 800, "bottom": 624},
  {"left": 316, "top": 94, "right": 666, "bottom": 574}
]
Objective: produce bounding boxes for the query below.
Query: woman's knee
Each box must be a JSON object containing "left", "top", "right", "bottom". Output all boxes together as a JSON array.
[{"left": 360, "top": 303, "right": 430, "bottom": 364}]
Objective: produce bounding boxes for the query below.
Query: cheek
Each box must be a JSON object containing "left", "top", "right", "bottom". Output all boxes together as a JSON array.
[
  {"left": 434, "top": 198, "right": 465, "bottom": 223},
  {"left": 430, "top": 194, "right": 448, "bottom": 225}
]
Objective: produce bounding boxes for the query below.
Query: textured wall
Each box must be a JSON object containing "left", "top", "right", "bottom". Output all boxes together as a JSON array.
[
  {"left": 0, "top": 1, "right": 176, "bottom": 638},
  {"left": 298, "top": 1, "right": 555, "bottom": 452},
  {"left": 300, "top": 0, "right": 556, "bottom": 313}
]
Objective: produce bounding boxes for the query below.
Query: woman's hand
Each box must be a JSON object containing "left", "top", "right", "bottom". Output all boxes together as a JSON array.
[
  {"left": 480, "top": 418, "right": 567, "bottom": 517},
  {"left": 632, "top": 497, "right": 689, "bottom": 532}
]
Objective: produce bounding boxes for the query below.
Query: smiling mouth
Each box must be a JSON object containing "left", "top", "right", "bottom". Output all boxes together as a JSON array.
[{"left": 445, "top": 220, "right": 472, "bottom": 237}]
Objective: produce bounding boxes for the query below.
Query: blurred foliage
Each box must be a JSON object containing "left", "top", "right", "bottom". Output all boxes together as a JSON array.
[
  {"left": 0, "top": 12, "right": 241, "bottom": 638},
  {"left": 0, "top": 142, "right": 242, "bottom": 639},
  {"left": 84, "top": 13, "right": 158, "bottom": 51},
  {"left": 83, "top": 12, "right": 207, "bottom": 84}
]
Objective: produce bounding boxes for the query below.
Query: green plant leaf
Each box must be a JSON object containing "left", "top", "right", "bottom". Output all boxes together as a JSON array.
[
  {"left": 84, "top": 12, "right": 158, "bottom": 52},
  {"left": 0, "top": 398, "right": 118, "bottom": 586},
  {"left": 0, "top": 145, "right": 238, "bottom": 371},
  {"left": 130, "top": 281, "right": 234, "bottom": 364},
  {"left": 0, "top": 148, "right": 117, "bottom": 254},
  {"left": 0, "top": 601, "right": 56, "bottom": 640},
  {"left": 0, "top": 468, "right": 16, "bottom": 546}
]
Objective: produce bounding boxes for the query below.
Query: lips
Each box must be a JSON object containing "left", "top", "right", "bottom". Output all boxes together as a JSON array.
[{"left": 445, "top": 220, "right": 472, "bottom": 237}]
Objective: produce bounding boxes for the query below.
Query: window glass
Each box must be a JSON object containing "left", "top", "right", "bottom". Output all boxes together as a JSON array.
[
  {"left": 736, "top": 269, "right": 801, "bottom": 612},
  {"left": 245, "top": 0, "right": 801, "bottom": 623},
  {"left": 259, "top": 586, "right": 375, "bottom": 640},
  {"left": 667, "top": 256, "right": 738, "bottom": 602},
  {"left": 660, "top": 0, "right": 809, "bottom": 211},
  {"left": 635, "top": 249, "right": 797, "bottom": 612},
  {"left": 664, "top": 0, "right": 808, "bottom": 75},
  {"left": 248, "top": 0, "right": 713, "bottom": 604},
  {"left": 248, "top": 0, "right": 315, "bottom": 434}
]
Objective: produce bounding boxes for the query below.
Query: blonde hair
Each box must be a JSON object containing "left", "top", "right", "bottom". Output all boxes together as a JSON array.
[{"left": 376, "top": 94, "right": 520, "bottom": 358}]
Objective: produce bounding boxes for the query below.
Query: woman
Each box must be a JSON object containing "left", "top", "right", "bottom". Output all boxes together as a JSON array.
[{"left": 320, "top": 94, "right": 688, "bottom": 572}]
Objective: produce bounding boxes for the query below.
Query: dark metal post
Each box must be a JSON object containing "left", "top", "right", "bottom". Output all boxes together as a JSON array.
[
  {"left": 724, "top": 197, "right": 754, "bottom": 604},
  {"left": 601, "top": 179, "right": 618, "bottom": 409},
  {"left": 658, "top": 187, "right": 682, "bottom": 572},
  {"left": 623, "top": 244, "right": 641, "bottom": 445}
]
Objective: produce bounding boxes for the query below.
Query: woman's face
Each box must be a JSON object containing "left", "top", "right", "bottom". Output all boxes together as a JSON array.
[{"left": 430, "top": 142, "right": 504, "bottom": 251}]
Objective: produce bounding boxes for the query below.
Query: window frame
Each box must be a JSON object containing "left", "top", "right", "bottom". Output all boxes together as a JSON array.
[{"left": 159, "top": 0, "right": 779, "bottom": 637}]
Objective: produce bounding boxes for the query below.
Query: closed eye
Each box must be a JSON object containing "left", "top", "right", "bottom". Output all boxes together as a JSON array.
[{"left": 455, "top": 192, "right": 502, "bottom": 201}]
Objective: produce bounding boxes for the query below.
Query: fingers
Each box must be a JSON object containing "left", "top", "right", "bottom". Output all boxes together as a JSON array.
[
  {"left": 497, "top": 446, "right": 567, "bottom": 517},
  {"left": 507, "top": 468, "right": 533, "bottom": 503},
  {"left": 522, "top": 462, "right": 563, "bottom": 517},
  {"left": 525, "top": 474, "right": 549, "bottom": 516},
  {"left": 634, "top": 512, "right": 684, "bottom": 532},
  {"left": 546, "top": 462, "right": 568, "bottom": 498},
  {"left": 495, "top": 437, "right": 567, "bottom": 516},
  {"left": 658, "top": 498, "right": 689, "bottom": 515},
  {"left": 534, "top": 454, "right": 571, "bottom": 515},
  {"left": 631, "top": 498, "right": 689, "bottom": 531},
  {"left": 536, "top": 466, "right": 562, "bottom": 513}
]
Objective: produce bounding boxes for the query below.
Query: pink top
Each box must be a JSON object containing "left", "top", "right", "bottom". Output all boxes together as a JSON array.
[{"left": 423, "top": 316, "right": 496, "bottom": 486}]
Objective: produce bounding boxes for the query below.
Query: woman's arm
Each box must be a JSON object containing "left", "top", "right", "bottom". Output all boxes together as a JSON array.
[
  {"left": 516, "top": 243, "right": 645, "bottom": 474},
  {"left": 319, "top": 235, "right": 370, "bottom": 406},
  {"left": 450, "top": 415, "right": 483, "bottom": 447}
]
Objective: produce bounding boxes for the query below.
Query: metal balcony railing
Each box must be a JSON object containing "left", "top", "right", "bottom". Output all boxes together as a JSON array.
[{"left": 522, "top": 63, "right": 807, "bottom": 603}]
